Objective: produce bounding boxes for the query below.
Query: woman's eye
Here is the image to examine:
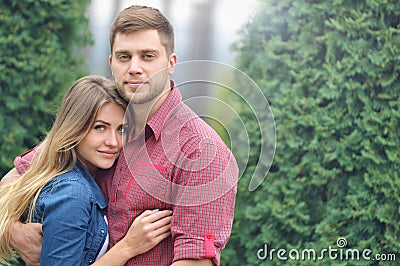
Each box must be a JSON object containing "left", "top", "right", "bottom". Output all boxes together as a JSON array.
[{"left": 94, "top": 125, "right": 106, "bottom": 131}]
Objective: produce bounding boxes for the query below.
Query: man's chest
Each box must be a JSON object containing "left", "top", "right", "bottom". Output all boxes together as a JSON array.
[{"left": 107, "top": 139, "right": 175, "bottom": 218}]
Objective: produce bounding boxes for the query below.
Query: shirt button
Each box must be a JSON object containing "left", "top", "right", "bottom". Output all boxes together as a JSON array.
[{"left": 100, "top": 229, "right": 105, "bottom": 234}]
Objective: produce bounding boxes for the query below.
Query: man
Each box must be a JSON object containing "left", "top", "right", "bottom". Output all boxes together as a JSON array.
[{"left": 3, "top": 5, "right": 238, "bottom": 266}]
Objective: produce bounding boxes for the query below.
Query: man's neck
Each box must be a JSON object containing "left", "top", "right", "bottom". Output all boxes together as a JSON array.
[{"left": 130, "top": 88, "right": 172, "bottom": 139}]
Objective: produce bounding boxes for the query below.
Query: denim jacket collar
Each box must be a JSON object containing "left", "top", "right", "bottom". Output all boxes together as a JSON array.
[{"left": 75, "top": 161, "right": 107, "bottom": 210}]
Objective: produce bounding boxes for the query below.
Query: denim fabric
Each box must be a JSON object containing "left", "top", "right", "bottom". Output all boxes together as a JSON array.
[{"left": 30, "top": 162, "right": 107, "bottom": 266}]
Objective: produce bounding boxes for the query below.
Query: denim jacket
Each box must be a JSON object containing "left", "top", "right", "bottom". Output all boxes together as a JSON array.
[{"left": 30, "top": 162, "right": 108, "bottom": 265}]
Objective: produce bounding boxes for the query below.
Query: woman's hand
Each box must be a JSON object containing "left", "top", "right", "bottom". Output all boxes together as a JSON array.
[
  {"left": 93, "top": 209, "right": 172, "bottom": 266},
  {"left": 120, "top": 209, "right": 172, "bottom": 258}
]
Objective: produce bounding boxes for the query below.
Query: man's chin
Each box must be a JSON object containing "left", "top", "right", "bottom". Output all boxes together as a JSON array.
[
  {"left": 117, "top": 87, "right": 133, "bottom": 102},
  {"left": 130, "top": 94, "right": 148, "bottom": 105},
  {"left": 125, "top": 92, "right": 135, "bottom": 102}
]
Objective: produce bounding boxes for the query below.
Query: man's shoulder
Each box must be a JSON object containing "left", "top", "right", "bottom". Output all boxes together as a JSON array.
[
  {"left": 164, "top": 104, "right": 233, "bottom": 160},
  {"left": 169, "top": 104, "right": 223, "bottom": 141}
]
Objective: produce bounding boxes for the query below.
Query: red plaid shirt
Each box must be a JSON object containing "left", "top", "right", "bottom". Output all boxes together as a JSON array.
[{"left": 14, "top": 86, "right": 238, "bottom": 266}]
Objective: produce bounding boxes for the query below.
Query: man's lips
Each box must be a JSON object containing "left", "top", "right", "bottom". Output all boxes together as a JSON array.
[{"left": 126, "top": 81, "right": 144, "bottom": 89}]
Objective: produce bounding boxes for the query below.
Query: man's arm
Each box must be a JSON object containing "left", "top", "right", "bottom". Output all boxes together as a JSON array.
[
  {"left": 170, "top": 137, "right": 238, "bottom": 265},
  {"left": 0, "top": 168, "right": 42, "bottom": 265},
  {"left": 3, "top": 148, "right": 43, "bottom": 265},
  {"left": 10, "top": 221, "right": 42, "bottom": 266},
  {"left": 0, "top": 168, "right": 21, "bottom": 186},
  {"left": 1, "top": 145, "right": 41, "bottom": 186},
  {"left": 171, "top": 259, "right": 214, "bottom": 266}
]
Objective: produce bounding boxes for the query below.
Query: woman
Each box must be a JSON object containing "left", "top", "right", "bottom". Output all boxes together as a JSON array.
[{"left": 0, "top": 75, "right": 171, "bottom": 265}]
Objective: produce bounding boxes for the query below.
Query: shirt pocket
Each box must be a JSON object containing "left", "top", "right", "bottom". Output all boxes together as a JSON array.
[
  {"left": 126, "top": 162, "right": 172, "bottom": 221},
  {"left": 125, "top": 162, "right": 171, "bottom": 199}
]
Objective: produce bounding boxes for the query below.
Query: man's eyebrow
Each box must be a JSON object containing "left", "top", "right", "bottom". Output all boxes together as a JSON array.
[
  {"left": 140, "top": 48, "right": 159, "bottom": 53},
  {"left": 114, "top": 49, "right": 130, "bottom": 54},
  {"left": 114, "top": 48, "right": 160, "bottom": 54}
]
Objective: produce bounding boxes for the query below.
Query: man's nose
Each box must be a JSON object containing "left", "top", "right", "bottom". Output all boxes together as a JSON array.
[{"left": 128, "top": 57, "right": 142, "bottom": 74}]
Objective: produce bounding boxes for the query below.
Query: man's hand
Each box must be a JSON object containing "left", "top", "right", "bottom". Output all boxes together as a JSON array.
[{"left": 10, "top": 221, "right": 42, "bottom": 266}]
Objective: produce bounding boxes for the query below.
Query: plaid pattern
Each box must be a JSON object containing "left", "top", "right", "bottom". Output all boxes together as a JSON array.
[
  {"left": 14, "top": 147, "right": 37, "bottom": 174},
  {"left": 97, "top": 87, "right": 238, "bottom": 265},
  {"left": 14, "top": 86, "right": 238, "bottom": 266}
]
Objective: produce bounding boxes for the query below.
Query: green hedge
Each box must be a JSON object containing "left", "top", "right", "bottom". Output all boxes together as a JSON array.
[
  {"left": 0, "top": 0, "right": 91, "bottom": 177},
  {"left": 223, "top": 0, "right": 400, "bottom": 265}
]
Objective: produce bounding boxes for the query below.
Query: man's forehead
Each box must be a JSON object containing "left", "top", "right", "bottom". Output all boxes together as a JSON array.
[{"left": 112, "top": 31, "right": 164, "bottom": 53}]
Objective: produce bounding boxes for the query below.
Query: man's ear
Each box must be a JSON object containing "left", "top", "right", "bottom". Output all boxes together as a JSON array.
[
  {"left": 109, "top": 54, "right": 113, "bottom": 69},
  {"left": 168, "top": 53, "right": 177, "bottom": 74}
]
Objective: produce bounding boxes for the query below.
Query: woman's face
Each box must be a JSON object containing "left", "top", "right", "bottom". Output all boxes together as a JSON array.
[{"left": 77, "top": 102, "right": 126, "bottom": 177}]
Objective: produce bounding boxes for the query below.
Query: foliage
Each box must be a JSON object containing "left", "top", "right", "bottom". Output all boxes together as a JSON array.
[
  {"left": 0, "top": 0, "right": 91, "bottom": 177},
  {"left": 222, "top": 0, "right": 400, "bottom": 265}
]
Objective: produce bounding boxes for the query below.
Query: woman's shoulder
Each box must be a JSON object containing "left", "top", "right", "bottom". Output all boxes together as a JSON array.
[{"left": 41, "top": 167, "right": 92, "bottom": 196}]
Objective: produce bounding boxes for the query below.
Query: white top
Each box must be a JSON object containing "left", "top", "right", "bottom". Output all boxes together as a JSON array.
[{"left": 95, "top": 215, "right": 109, "bottom": 261}]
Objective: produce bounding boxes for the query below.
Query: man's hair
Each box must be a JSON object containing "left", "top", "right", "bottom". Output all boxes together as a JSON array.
[{"left": 109, "top": 5, "right": 175, "bottom": 56}]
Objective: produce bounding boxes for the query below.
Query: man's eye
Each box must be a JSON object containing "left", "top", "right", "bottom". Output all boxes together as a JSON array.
[
  {"left": 144, "top": 54, "right": 155, "bottom": 59},
  {"left": 118, "top": 125, "right": 127, "bottom": 134},
  {"left": 118, "top": 55, "right": 130, "bottom": 61}
]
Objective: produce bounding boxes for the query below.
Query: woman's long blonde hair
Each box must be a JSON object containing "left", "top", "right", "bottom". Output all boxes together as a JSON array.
[{"left": 0, "top": 75, "right": 127, "bottom": 264}]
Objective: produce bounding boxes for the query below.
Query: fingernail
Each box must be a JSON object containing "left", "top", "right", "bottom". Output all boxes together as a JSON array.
[{"left": 152, "top": 209, "right": 160, "bottom": 212}]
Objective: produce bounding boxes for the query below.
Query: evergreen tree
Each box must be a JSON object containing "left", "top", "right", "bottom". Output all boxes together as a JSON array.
[
  {"left": 222, "top": 0, "right": 400, "bottom": 265},
  {"left": 0, "top": 0, "right": 91, "bottom": 176}
]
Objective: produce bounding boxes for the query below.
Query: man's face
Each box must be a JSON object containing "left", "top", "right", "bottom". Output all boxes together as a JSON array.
[{"left": 109, "top": 29, "right": 176, "bottom": 104}]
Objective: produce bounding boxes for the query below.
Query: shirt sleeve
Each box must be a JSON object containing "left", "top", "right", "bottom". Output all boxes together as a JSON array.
[
  {"left": 14, "top": 147, "right": 38, "bottom": 174},
  {"left": 170, "top": 139, "right": 238, "bottom": 266},
  {"left": 39, "top": 179, "right": 92, "bottom": 266}
]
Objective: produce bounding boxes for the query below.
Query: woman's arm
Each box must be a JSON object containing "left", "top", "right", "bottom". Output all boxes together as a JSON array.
[
  {"left": 8, "top": 210, "right": 171, "bottom": 266},
  {"left": 39, "top": 181, "right": 93, "bottom": 265},
  {"left": 93, "top": 210, "right": 171, "bottom": 266}
]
